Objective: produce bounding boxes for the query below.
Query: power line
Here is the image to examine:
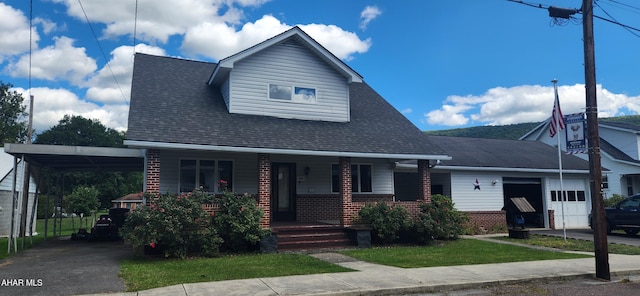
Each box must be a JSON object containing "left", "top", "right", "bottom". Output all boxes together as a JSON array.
[
  {"left": 77, "top": 0, "right": 129, "bottom": 105},
  {"left": 603, "top": 0, "right": 640, "bottom": 14},
  {"left": 508, "top": 0, "right": 640, "bottom": 35},
  {"left": 593, "top": 1, "right": 640, "bottom": 37}
]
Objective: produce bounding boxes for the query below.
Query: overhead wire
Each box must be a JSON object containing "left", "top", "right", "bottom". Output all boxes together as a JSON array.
[
  {"left": 602, "top": 0, "right": 640, "bottom": 13},
  {"left": 77, "top": 0, "right": 129, "bottom": 105},
  {"left": 594, "top": 0, "right": 640, "bottom": 37}
]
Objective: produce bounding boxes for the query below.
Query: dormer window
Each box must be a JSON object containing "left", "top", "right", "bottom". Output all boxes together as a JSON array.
[{"left": 269, "top": 84, "right": 316, "bottom": 104}]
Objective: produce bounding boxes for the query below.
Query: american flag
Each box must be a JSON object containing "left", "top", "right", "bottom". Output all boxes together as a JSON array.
[{"left": 550, "top": 86, "right": 565, "bottom": 138}]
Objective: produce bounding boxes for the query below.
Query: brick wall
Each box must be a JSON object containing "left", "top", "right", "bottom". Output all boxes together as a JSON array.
[
  {"left": 257, "top": 154, "right": 271, "bottom": 229},
  {"left": 297, "top": 194, "right": 393, "bottom": 223},
  {"left": 146, "top": 149, "right": 160, "bottom": 192},
  {"left": 339, "top": 157, "right": 353, "bottom": 225},
  {"left": 464, "top": 211, "right": 507, "bottom": 233},
  {"left": 417, "top": 160, "right": 431, "bottom": 203},
  {"left": 548, "top": 209, "right": 555, "bottom": 230}
]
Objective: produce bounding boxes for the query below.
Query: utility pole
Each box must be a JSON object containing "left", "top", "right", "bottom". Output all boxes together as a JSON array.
[
  {"left": 582, "top": 0, "right": 610, "bottom": 280},
  {"left": 510, "top": 0, "right": 611, "bottom": 280}
]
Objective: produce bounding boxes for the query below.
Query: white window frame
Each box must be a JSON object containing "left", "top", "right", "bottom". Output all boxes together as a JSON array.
[
  {"left": 268, "top": 83, "right": 317, "bottom": 104},
  {"left": 331, "top": 163, "right": 373, "bottom": 193},
  {"left": 179, "top": 159, "right": 234, "bottom": 193}
]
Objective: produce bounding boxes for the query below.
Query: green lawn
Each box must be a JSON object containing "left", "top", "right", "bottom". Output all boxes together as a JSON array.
[
  {"left": 496, "top": 234, "right": 640, "bottom": 255},
  {"left": 340, "top": 239, "right": 591, "bottom": 268},
  {"left": 120, "top": 253, "right": 353, "bottom": 292}
]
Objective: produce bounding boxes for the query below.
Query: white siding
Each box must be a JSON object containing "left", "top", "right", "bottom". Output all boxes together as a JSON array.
[
  {"left": 158, "top": 152, "right": 394, "bottom": 195},
  {"left": 450, "top": 172, "right": 505, "bottom": 211},
  {"left": 271, "top": 155, "right": 394, "bottom": 195},
  {"left": 0, "top": 191, "right": 37, "bottom": 237},
  {"left": 601, "top": 127, "right": 640, "bottom": 160},
  {"left": 228, "top": 39, "right": 350, "bottom": 122}
]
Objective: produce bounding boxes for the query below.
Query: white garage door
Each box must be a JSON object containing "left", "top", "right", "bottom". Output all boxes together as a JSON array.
[{"left": 548, "top": 178, "right": 590, "bottom": 229}]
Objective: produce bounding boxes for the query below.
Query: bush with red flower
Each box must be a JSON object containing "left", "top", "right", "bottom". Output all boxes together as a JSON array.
[
  {"left": 213, "top": 191, "right": 269, "bottom": 252},
  {"left": 121, "top": 192, "right": 222, "bottom": 258}
]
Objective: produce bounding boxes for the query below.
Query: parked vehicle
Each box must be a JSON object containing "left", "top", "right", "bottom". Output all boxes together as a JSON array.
[{"left": 590, "top": 194, "right": 640, "bottom": 235}]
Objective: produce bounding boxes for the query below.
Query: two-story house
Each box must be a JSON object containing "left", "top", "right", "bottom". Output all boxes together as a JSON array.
[
  {"left": 522, "top": 119, "right": 640, "bottom": 200},
  {"left": 124, "top": 27, "right": 451, "bottom": 230}
]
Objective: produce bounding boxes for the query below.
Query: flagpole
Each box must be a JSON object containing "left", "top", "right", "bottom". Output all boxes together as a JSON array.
[{"left": 552, "top": 79, "right": 567, "bottom": 241}]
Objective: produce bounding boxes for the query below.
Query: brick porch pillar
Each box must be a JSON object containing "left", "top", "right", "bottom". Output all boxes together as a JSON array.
[
  {"left": 258, "top": 154, "right": 271, "bottom": 229},
  {"left": 146, "top": 149, "right": 160, "bottom": 193},
  {"left": 418, "top": 159, "right": 431, "bottom": 203},
  {"left": 339, "top": 157, "right": 353, "bottom": 225}
]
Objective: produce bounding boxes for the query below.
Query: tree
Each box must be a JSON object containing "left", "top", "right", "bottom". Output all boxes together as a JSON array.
[
  {"left": 64, "top": 186, "right": 100, "bottom": 230},
  {"left": 35, "top": 115, "right": 124, "bottom": 147},
  {"left": 36, "top": 115, "right": 142, "bottom": 208},
  {"left": 0, "top": 81, "right": 28, "bottom": 144}
]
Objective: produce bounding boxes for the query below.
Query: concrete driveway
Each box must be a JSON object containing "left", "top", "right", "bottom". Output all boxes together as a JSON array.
[
  {"left": 0, "top": 238, "right": 132, "bottom": 296},
  {"left": 531, "top": 228, "right": 640, "bottom": 247}
]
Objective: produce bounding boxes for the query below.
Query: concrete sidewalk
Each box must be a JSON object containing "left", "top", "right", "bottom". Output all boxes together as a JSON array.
[{"left": 84, "top": 238, "right": 640, "bottom": 296}]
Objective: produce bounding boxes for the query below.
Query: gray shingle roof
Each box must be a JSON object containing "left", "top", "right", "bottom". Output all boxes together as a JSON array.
[
  {"left": 126, "top": 53, "right": 446, "bottom": 158},
  {"left": 600, "top": 120, "right": 640, "bottom": 132},
  {"left": 426, "top": 135, "right": 591, "bottom": 170}
]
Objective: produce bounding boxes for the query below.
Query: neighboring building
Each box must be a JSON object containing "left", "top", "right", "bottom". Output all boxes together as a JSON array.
[
  {"left": 521, "top": 119, "right": 640, "bottom": 200},
  {"left": 0, "top": 149, "right": 37, "bottom": 237},
  {"left": 112, "top": 193, "right": 144, "bottom": 210},
  {"left": 395, "top": 136, "right": 593, "bottom": 229},
  {"left": 124, "top": 27, "right": 450, "bottom": 229}
]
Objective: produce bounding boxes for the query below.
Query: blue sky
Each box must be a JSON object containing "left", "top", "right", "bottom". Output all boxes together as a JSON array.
[{"left": 2, "top": 0, "right": 640, "bottom": 134}]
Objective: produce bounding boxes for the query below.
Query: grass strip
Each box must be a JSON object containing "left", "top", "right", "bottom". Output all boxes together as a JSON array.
[
  {"left": 496, "top": 234, "right": 640, "bottom": 255},
  {"left": 340, "top": 239, "right": 590, "bottom": 268},
  {"left": 120, "top": 253, "right": 353, "bottom": 291}
]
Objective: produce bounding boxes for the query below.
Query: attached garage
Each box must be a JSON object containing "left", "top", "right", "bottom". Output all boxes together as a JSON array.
[{"left": 394, "top": 136, "right": 594, "bottom": 229}]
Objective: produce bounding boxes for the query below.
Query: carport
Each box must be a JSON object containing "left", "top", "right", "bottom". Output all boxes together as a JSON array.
[{"left": 3, "top": 143, "right": 145, "bottom": 253}]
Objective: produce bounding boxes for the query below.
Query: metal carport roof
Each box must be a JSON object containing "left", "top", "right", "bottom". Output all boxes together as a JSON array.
[{"left": 3, "top": 143, "right": 145, "bottom": 172}]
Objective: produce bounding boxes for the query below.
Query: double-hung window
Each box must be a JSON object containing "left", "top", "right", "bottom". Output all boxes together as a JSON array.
[
  {"left": 268, "top": 84, "right": 316, "bottom": 104},
  {"left": 331, "top": 164, "right": 372, "bottom": 193},
  {"left": 180, "top": 159, "right": 233, "bottom": 193}
]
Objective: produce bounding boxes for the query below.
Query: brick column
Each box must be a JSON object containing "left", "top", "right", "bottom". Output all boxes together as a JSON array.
[
  {"left": 418, "top": 160, "right": 431, "bottom": 203},
  {"left": 548, "top": 209, "right": 556, "bottom": 230},
  {"left": 258, "top": 154, "right": 271, "bottom": 229},
  {"left": 146, "top": 149, "right": 160, "bottom": 193},
  {"left": 339, "top": 157, "right": 353, "bottom": 225}
]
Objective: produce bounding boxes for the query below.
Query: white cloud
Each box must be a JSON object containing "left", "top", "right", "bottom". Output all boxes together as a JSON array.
[
  {"left": 300, "top": 24, "right": 371, "bottom": 61},
  {"left": 359, "top": 6, "right": 381, "bottom": 30},
  {"left": 182, "top": 15, "right": 289, "bottom": 60},
  {"left": 85, "top": 43, "right": 166, "bottom": 104},
  {"left": 182, "top": 15, "right": 371, "bottom": 61},
  {"left": 425, "top": 104, "right": 473, "bottom": 126},
  {"left": 400, "top": 108, "right": 412, "bottom": 115},
  {"left": 53, "top": 0, "right": 267, "bottom": 43},
  {"left": 0, "top": 3, "right": 39, "bottom": 60},
  {"left": 33, "top": 17, "right": 60, "bottom": 35},
  {"left": 12, "top": 87, "right": 128, "bottom": 133},
  {"left": 425, "top": 84, "right": 640, "bottom": 127},
  {"left": 5, "top": 36, "right": 97, "bottom": 86}
]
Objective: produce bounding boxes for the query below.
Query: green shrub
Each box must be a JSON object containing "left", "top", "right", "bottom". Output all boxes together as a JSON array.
[
  {"left": 414, "top": 194, "right": 468, "bottom": 244},
  {"left": 213, "top": 191, "right": 269, "bottom": 252},
  {"left": 358, "top": 202, "right": 410, "bottom": 245},
  {"left": 121, "top": 192, "right": 222, "bottom": 258},
  {"left": 604, "top": 194, "right": 625, "bottom": 207}
]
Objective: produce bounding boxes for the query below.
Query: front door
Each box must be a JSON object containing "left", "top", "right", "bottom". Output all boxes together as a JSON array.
[{"left": 272, "top": 163, "right": 296, "bottom": 221}]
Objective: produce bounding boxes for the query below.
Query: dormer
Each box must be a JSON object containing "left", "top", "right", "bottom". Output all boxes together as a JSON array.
[{"left": 208, "top": 27, "right": 362, "bottom": 123}]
